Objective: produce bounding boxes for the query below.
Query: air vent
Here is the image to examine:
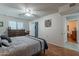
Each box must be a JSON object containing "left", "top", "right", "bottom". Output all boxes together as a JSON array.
[{"left": 69, "top": 3, "right": 76, "bottom": 7}]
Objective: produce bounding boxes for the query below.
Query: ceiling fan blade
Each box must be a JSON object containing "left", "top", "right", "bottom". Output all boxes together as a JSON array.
[
  {"left": 32, "top": 14, "right": 40, "bottom": 18},
  {"left": 18, "top": 13, "right": 25, "bottom": 16}
]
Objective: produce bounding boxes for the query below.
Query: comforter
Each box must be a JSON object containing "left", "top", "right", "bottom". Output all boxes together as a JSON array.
[{"left": 0, "top": 36, "right": 48, "bottom": 56}]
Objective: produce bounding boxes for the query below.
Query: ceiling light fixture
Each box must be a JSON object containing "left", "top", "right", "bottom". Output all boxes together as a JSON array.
[
  {"left": 25, "top": 9, "right": 32, "bottom": 16},
  {"left": 19, "top": 8, "right": 34, "bottom": 17},
  {"left": 25, "top": 13, "right": 32, "bottom": 16}
]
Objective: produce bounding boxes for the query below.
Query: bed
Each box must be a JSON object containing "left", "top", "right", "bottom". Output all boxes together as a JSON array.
[{"left": 0, "top": 35, "right": 48, "bottom": 56}]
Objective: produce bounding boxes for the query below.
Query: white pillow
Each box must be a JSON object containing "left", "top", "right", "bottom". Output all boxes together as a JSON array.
[{"left": 2, "top": 39, "right": 10, "bottom": 46}]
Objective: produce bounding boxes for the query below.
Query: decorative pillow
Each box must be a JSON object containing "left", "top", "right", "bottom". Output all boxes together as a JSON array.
[
  {"left": 0, "top": 35, "right": 12, "bottom": 43},
  {"left": 1, "top": 40, "right": 10, "bottom": 47}
]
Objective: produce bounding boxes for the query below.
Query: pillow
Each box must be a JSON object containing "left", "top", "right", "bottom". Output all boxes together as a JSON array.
[
  {"left": 1, "top": 40, "right": 10, "bottom": 47},
  {"left": 0, "top": 35, "right": 12, "bottom": 43}
]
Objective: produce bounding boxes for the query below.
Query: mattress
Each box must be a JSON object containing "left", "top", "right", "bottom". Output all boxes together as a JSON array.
[{"left": 0, "top": 36, "right": 44, "bottom": 56}]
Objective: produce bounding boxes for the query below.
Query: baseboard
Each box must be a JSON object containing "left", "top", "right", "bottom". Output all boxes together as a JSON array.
[
  {"left": 47, "top": 41, "right": 79, "bottom": 52},
  {"left": 47, "top": 42, "right": 64, "bottom": 48}
]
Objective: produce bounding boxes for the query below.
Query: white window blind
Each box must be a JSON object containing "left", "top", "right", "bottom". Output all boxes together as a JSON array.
[
  {"left": 8, "top": 21, "right": 24, "bottom": 29},
  {"left": 9, "top": 21, "right": 17, "bottom": 29},
  {"left": 17, "top": 22, "right": 24, "bottom": 29}
]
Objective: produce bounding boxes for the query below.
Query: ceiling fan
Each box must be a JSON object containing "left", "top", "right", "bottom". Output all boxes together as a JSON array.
[{"left": 18, "top": 8, "right": 39, "bottom": 17}]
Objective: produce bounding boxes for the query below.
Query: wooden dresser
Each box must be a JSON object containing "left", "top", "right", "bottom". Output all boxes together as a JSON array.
[{"left": 8, "top": 29, "right": 29, "bottom": 37}]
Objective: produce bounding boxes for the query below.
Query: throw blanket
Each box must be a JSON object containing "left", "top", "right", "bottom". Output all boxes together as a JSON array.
[
  {"left": 29, "top": 35, "right": 48, "bottom": 50},
  {"left": 38, "top": 38, "right": 48, "bottom": 50}
]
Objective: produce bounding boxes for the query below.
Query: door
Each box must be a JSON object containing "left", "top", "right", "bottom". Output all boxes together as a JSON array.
[
  {"left": 35, "top": 22, "right": 38, "bottom": 38},
  {"left": 67, "top": 20, "right": 77, "bottom": 43}
]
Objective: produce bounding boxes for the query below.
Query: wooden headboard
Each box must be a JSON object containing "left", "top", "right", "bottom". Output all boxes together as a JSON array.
[{"left": 8, "top": 29, "right": 29, "bottom": 37}]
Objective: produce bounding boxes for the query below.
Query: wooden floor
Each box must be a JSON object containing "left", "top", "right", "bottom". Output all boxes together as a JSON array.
[{"left": 40, "top": 43, "right": 79, "bottom": 56}]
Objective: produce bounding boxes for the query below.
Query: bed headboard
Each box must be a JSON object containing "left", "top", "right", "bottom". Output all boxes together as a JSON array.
[{"left": 8, "top": 29, "right": 29, "bottom": 37}]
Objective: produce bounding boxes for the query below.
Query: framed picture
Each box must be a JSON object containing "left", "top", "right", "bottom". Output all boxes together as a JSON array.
[
  {"left": 45, "top": 19, "right": 52, "bottom": 27},
  {"left": 0, "top": 22, "right": 3, "bottom": 27}
]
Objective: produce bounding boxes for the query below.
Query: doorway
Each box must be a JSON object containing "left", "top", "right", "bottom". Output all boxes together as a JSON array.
[{"left": 67, "top": 20, "right": 77, "bottom": 43}]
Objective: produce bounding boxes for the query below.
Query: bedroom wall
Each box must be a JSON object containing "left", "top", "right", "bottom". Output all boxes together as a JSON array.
[
  {"left": 29, "top": 13, "right": 65, "bottom": 47},
  {"left": 0, "top": 16, "right": 29, "bottom": 35}
]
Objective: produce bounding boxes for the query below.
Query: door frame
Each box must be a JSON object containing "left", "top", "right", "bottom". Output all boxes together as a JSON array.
[
  {"left": 35, "top": 22, "right": 38, "bottom": 38},
  {"left": 67, "top": 20, "right": 77, "bottom": 43},
  {"left": 65, "top": 19, "right": 78, "bottom": 43}
]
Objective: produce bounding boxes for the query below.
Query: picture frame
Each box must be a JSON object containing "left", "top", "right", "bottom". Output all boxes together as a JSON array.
[
  {"left": 45, "top": 19, "right": 52, "bottom": 27},
  {"left": 0, "top": 22, "right": 3, "bottom": 27}
]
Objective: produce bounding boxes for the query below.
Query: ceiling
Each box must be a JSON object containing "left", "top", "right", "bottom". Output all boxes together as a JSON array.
[{"left": 0, "top": 3, "right": 67, "bottom": 20}]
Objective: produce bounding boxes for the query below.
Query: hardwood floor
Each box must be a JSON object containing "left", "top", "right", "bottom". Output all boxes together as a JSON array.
[{"left": 40, "top": 43, "right": 79, "bottom": 56}]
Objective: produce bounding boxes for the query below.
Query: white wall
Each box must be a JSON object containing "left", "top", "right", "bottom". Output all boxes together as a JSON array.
[
  {"left": 29, "top": 13, "right": 65, "bottom": 47},
  {"left": 0, "top": 15, "right": 29, "bottom": 35}
]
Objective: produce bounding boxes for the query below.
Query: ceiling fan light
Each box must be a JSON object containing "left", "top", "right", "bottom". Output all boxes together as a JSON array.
[
  {"left": 25, "top": 13, "right": 31, "bottom": 16},
  {"left": 26, "top": 9, "right": 30, "bottom": 12}
]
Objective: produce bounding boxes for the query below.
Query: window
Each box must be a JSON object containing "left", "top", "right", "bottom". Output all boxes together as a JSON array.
[
  {"left": 8, "top": 21, "right": 24, "bottom": 30},
  {"left": 17, "top": 22, "right": 24, "bottom": 29},
  {"left": 9, "top": 21, "right": 17, "bottom": 29}
]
